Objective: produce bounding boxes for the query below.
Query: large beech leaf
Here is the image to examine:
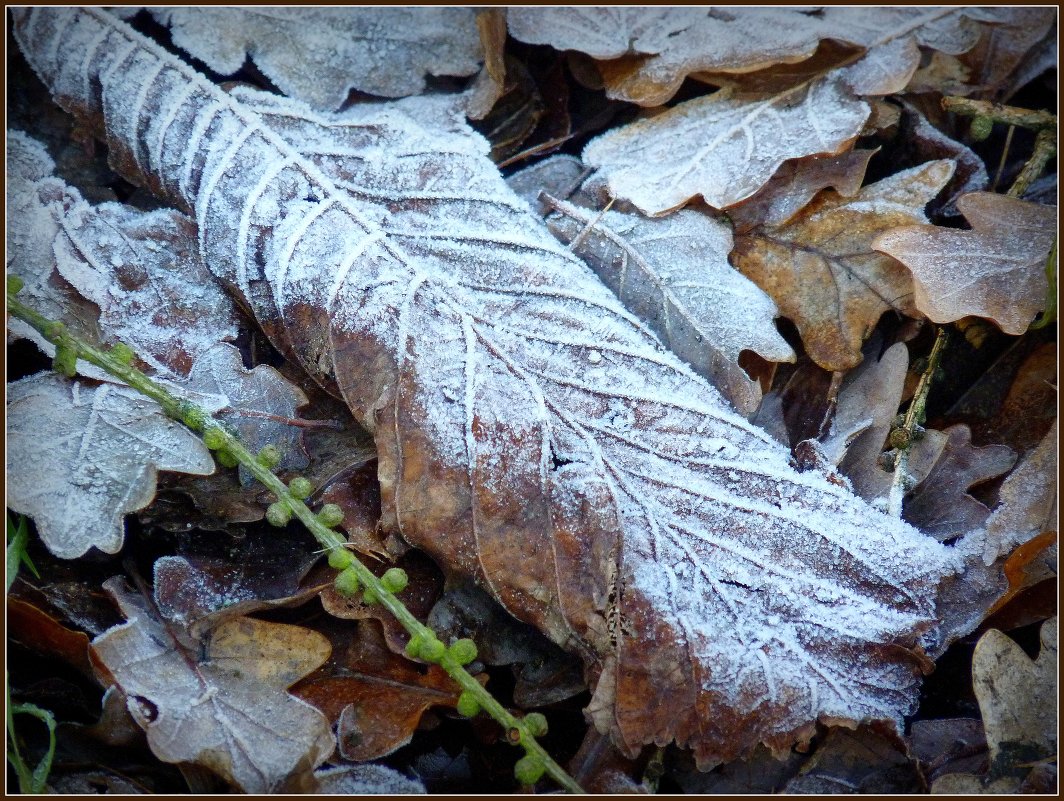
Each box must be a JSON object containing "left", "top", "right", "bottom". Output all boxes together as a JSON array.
[
  {"left": 582, "top": 75, "right": 869, "bottom": 215},
  {"left": 731, "top": 160, "right": 955, "bottom": 371},
  {"left": 873, "top": 192, "right": 1057, "bottom": 335},
  {"left": 542, "top": 195, "right": 794, "bottom": 416},
  {"left": 6, "top": 373, "right": 215, "bottom": 559},
  {"left": 90, "top": 577, "right": 334, "bottom": 793},
  {"left": 129, "top": 7, "right": 482, "bottom": 110},
  {"left": 15, "top": 8, "right": 965, "bottom": 766}
]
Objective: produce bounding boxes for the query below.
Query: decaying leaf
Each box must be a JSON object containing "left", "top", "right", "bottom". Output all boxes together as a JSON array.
[
  {"left": 182, "top": 343, "right": 310, "bottom": 484},
  {"left": 291, "top": 622, "right": 466, "bottom": 761},
  {"left": 873, "top": 192, "right": 1057, "bottom": 335},
  {"left": 131, "top": 7, "right": 482, "bottom": 110},
  {"left": 971, "top": 617, "right": 1057, "bottom": 770},
  {"left": 6, "top": 373, "right": 215, "bottom": 559},
  {"left": 728, "top": 148, "right": 877, "bottom": 232},
  {"left": 7, "top": 130, "right": 239, "bottom": 378},
  {"left": 582, "top": 75, "right": 869, "bottom": 215},
  {"left": 983, "top": 420, "right": 1058, "bottom": 567},
  {"left": 307, "top": 764, "right": 426, "bottom": 795},
  {"left": 14, "top": 7, "right": 976, "bottom": 768},
  {"left": 543, "top": 195, "right": 794, "bottom": 416},
  {"left": 505, "top": 153, "right": 586, "bottom": 211},
  {"left": 959, "top": 7, "right": 1058, "bottom": 98},
  {"left": 900, "top": 101, "right": 989, "bottom": 217},
  {"left": 90, "top": 577, "right": 334, "bottom": 793},
  {"left": 782, "top": 724, "right": 922, "bottom": 794},
  {"left": 903, "top": 425, "right": 1016, "bottom": 542},
  {"left": 732, "top": 160, "right": 955, "bottom": 370},
  {"left": 820, "top": 342, "right": 909, "bottom": 503}
]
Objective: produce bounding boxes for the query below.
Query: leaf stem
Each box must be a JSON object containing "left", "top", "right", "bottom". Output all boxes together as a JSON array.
[
  {"left": 887, "top": 327, "right": 948, "bottom": 517},
  {"left": 6, "top": 292, "right": 585, "bottom": 794}
]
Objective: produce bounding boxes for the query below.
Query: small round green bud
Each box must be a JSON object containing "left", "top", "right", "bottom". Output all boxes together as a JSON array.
[
  {"left": 217, "top": 449, "right": 239, "bottom": 468},
  {"left": 317, "top": 503, "right": 344, "bottom": 528},
  {"left": 514, "top": 755, "right": 545, "bottom": 786},
  {"left": 362, "top": 586, "right": 380, "bottom": 605},
  {"left": 203, "top": 427, "right": 227, "bottom": 450},
  {"left": 969, "top": 115, "right": 994, "bottom": 142},
  {"left": 43, "top": 321, "right": 66, "bottom": 340},
  {"left": 257, "top": 444, "right": 282, "bottom": 469},
  {"left": 405, "top": 633, "right": 426, "bottom": 659},
  {"left": 109, "top": 342, "right": 135, "bottom": 365},
  {"left": 381, "top": 567, "right": 408, "bottom": 593},
  {"left": 523, "top": 712, "right": 548, "bottom": 737},
  {"left": 419, "top": 636, "right": 446, "bottom": 663},
  {"left": 456, "top": 691, "right": 481, "bottom": 717},
  {"left": 179, "top": 402, "right": 208, "bottom": 431},
  {"left": 888, "top": 427, "right": 912, "bottom": 451},
  {"left": 7, "top": 275, "right": 25, "bottom": 295},
  {"left": 52, "top": 346, "right": 77, "bottom": 378},
  {"left": 448, "top": 638, "right": 478, "bottom": 666},
  {"left": 288, "top": 476, "right": 314, "bottom": 500},
  {"left": 266, "top": 501, "right": 292, "bottom": 527},
  {"left": 334, "top": 567, "right": 361, "bottom": 596},
  {"left": 328, "top": 548, "right": 354, "bottom": 571}
]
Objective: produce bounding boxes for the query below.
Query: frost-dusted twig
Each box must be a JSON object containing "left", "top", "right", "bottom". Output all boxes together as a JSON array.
[
  {"left": 5, "top": 291, "right": 585, "bottom": 795},
  {"left": 887, "top": 327, "right": 949, "bottom": 517},
  {"left": 1006, "top": 128, "right": 1056, "bottom": 199}
]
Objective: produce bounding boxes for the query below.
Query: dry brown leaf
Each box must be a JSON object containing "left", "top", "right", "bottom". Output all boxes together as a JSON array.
[
  {"left": 728, "top": 148, "right": 877, "bottom": 233},
  {"left": 782, "top": 724, "right": 921, "bottom": 794},
  {"left": 583, "top": 75, "right": 869, "bottom": 215},
  {"left": 732, "top": 160, "right": 955, "bottom": 371},
  {"left": 960, "top": 8, "right": 1058, "bottom": 99},
  {"left": 972, "top": 617, "right": 1057, "bottom": 769},
  {"left": 130, "top": 8, "right": 481, "bottom": 109},
  {"left": 983, "top": 420, "right": 1058, "bottom": 566},
  {"left": 291, "top": 622, "right": 466, "bottom": 761},
  {"left": 873, "top": 192, "right": 1057, "bottom": 335},
  {"left": 465, "top": 9, "right": 508, "bottom": 120},
  {"left": 90, "top": 577, "right": 334, "bottom": 793},
  {"left": 903, "top": 425, "right": 1016, "bottom": 542},
  {"left": 543, "top": 196, "right": 794, "bottom": 416},
  {"left": 901, "top": 101, "right": 989, "bottom": 217},
  {"left": 16, "top": 8, "right": 975, "bottom": 767},
  {"left": 820, "top": 342, "right": 909, "bottom": 503}
]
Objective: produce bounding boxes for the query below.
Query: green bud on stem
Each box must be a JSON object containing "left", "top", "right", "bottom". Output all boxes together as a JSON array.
[
  {"left": 381, "top": 567, "right": 408, "bottom": 593},
  {"left": 334, "top": 567, "right": 361, "bottom": 596},
  {"left": 514, "top": 755, "right": 545, "bottom": 786},
  {"left": 217, "top": 450, "right": 239, "bottom": 468},
  {"left": 288, "top": 476, "right": 314, "bottom": 499},
  {"left": 317, "top": 503, "right": 344, "bottom": 528},
  {"left": 52, "top": 346, "right": 77, "bottom": 378},
  {"left": 328, "top": 547, "right": 354, "bottom": 571},
  {"left": 448, "top": 638, "right": 478, "bottom": 666},
  {"left": 257, "top": 444, "right": 282, "bottom": 469},
  {"left": 456, "top": 691, "right": 481, "bottom": 717}
]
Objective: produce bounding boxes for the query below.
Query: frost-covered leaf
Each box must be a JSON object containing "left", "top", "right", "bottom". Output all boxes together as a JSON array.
[
  {"left": 732, "top": 160, "right": 955, "bottom": 370},
  {"left": 543, "top": 195, "right": 794, "bottom": 416},
  {"left": 134, "top": 7, "right": 481, "bottom": 109},
  {"left": 960, "top": 7, "right": 1058, "bottom": 98},
  {"left": 6, "top": 373, "right": 214, "bottom": 559},
  {"left": 90, "top": 577, "right": 334, "bottom": 793},
  {"left": 308, "top": 764, "right": 426, "bottom": 795},
  {"left": 182, "top": 343, "right": 309, "bottom": 484},
  {"left": 506, "top": 7, "right": 705, "bottom": 60},
  {"left": 903, "top": 425, "right": 1016, "bottom": 541},
  {"left": 6, "top": 130, "right": 238, "bottom": 378},
  {"left": 972, "top": 617, "right": 1057, "bottom": 769},
  {"left": 728, "top": 148, "right": 876, "bottom": 232},
  {"left": 16, "top": 8, "right": 967, "bottom": 766},
  {"left": 505, "top": 153, "right": 586, "bottom": 211},
  {"left": 583, "top": 75, "right": 869, "bottom": 215},
  {"left": 873, "top": 192, "right": 1057, "bottom": 335}
]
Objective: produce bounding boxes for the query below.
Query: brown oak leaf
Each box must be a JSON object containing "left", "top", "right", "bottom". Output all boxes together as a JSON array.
[
  {"left": 873, "top": 192, "right": 1057, "bottom": 335},
  {"left": 731, "top": 160, "right": 955, "bottom": 371},
  {"left": 89, "top": 577, "right": 334, "bottom": 793}
]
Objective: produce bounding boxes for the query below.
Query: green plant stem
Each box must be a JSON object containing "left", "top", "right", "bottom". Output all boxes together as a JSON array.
[
  {"left": 941, "top": 96, "right": 1057, "bottom": 131},
  {"left": 887, "top": 328, "right": 948, "bottom": 517},
  {"left": 6, "top": 293, "right": 585, "bottom": 794}
]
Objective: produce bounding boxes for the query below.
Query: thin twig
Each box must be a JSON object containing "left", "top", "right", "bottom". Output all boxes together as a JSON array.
[
  {"left": 941, "top": 96, "right": 1057, "bottom": 131},
  {"left": 1007, "top": 128, "right": 1057, "bottom": 199},
  {"left": 989, "top": 124, "right": 1015, "bottom": 194}
]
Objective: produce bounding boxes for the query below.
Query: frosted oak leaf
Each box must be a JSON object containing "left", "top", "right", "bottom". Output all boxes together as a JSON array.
[{"left": 15, "top": 7, "right": 966, "bottom": 766}]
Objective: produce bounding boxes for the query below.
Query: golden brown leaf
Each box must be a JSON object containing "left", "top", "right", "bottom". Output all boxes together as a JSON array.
[{"left": 732, "top": 161, "right": 955, "bottom": 370}]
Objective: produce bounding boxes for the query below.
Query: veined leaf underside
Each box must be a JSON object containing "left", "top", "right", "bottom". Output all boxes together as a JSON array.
[{"left": 14, "top": 7, "right": 959, "bottom": 765}]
